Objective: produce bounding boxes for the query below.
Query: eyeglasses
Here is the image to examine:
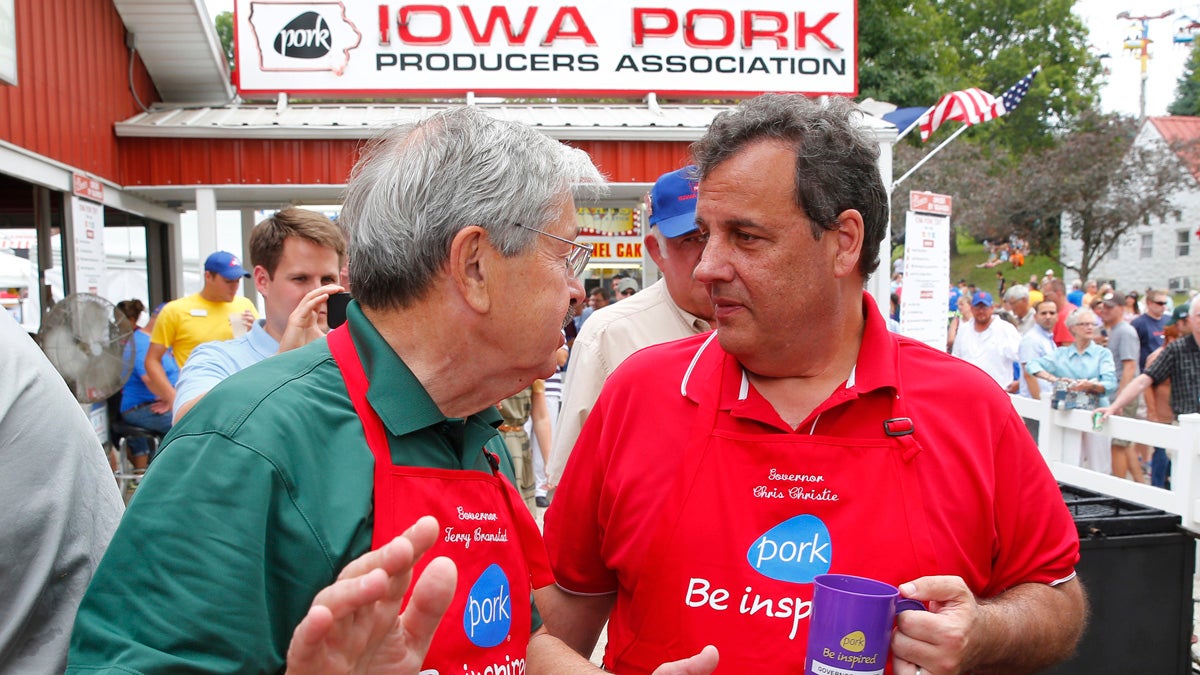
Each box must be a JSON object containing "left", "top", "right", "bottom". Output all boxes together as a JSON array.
[
  {"left": 621, "top": 289, "right": 635, "bottom": 297},
  {"left": 514, "top": 223, "right": 592, "bottom": 278},
  {"left": 1149, "top": 299, "right": 1168, "bottom": 306}
]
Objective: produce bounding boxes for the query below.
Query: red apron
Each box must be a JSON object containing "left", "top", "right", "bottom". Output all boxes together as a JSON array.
[
  {"left": 328, "top": 325, "right": 553, "bottom": 674},
  {"left": 609, "top": 336, "right": 937, "bottom": 674}
]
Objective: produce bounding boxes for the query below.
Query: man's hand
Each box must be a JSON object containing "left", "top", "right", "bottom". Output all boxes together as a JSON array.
[
  {"left": 278, "top": 284, "right": 344, "bottom": 353},
  {"left": 149, "top": 399, "right": 171, "bottom": 415},
  {"left": 651, "top": 645, "right": 719, "bottom": 675},
  {"left": 285, "top": 515, "right": 456, "bottom": 675},
  {"left": 890, "top": 576, "right": 980, "bottom": 675},
  {"left": 237, "top": 309, "right": 256, "bottom": 332}
]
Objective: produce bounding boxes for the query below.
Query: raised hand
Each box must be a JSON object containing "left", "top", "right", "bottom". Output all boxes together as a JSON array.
[{"left": 285, "top": 516, "right": 457, "bottom": 675}]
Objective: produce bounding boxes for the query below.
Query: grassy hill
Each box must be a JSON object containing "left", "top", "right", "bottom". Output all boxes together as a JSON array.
[
  {"left": 949, "top": 231, "right": 1062, "bottom": 292},
  {"left": 894, "top": 229, "right": 1062, "bottom": 295}
]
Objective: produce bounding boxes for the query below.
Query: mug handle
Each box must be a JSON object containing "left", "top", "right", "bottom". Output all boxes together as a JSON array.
[{"left": 896, "top": 599, "right": 927, "bottom": 613}]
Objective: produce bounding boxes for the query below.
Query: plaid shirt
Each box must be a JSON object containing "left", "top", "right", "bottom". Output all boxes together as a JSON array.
[{"left": 1144, "top": 334, "right": 1200, "bottom": 416}]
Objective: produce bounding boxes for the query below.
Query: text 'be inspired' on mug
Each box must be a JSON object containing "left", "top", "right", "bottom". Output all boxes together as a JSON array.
[{"left": 805, "top": 574, "right": 926, "bottom": 675}]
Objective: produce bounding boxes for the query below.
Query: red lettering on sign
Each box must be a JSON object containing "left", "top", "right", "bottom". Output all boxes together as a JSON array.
[
  {"left": 541, "top": 6, "right": 596, "bottom": 46},
  {"left": 632, "top": 8, "right": 677, "bottom": 47},
  {"left": 796, "top": 12, "right": 839, "bottom": 50},
  {"left": 461, "top": 6, "right": 536, "bottom": 45},
  {"left": 398, "top": 5, "right": 451, "bottom": 45},
  {"left": 742, "top": 10, "right": 787, "bottom": 48},
  {"left": 631, "top": 9, "right": 841, "bottom": 50},
  {"left": 593, "top": 242, "right": 611, "bottom": 258},
  {"left": 379, "top": 4, "right": 391, "bottom": 45},
  {"left": 684, "top": 9, "right": 734, "bottom": 48}
]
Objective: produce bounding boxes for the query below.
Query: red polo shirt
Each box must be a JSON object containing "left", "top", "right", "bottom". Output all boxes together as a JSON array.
[{"left": 545, "top": 293, "right": 1078, "bottom": 664}]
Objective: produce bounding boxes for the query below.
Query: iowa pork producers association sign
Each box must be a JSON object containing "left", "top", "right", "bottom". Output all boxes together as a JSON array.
[{"left": 234, "top": 0, "right": 857, "bottom": 98}]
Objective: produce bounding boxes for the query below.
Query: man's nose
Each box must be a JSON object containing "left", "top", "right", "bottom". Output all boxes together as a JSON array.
[{"left": 693, "top": 236, "right": 729, "bottom": 284}]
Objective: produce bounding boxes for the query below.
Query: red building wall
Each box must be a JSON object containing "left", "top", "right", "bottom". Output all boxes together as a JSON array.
[
  {"left": 117, "top": 137, "right": 694, "bottom": 188},
  {"left": 0, "top": 0, "right": 158, "bottom": 182}
]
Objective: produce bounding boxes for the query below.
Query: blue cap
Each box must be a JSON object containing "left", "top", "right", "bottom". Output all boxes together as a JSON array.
[
  {"left": 204, "top": 251, "right": 250, "bottom": 280},
  {"left": 972, "top": 291, "right": 994, "bottom": 307},
  {"left": 649, "top": 167, "right": 699, "bottom": 238}
]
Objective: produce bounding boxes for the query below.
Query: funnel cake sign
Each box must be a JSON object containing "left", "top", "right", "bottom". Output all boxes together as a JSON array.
[{"left": 234, "top": 0, "right": 857, "bottom": 97}]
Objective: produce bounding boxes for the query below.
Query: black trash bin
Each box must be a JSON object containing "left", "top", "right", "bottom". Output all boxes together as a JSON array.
[{"left": 1044, "top": 484, "right": 1197, "bottom": 675}]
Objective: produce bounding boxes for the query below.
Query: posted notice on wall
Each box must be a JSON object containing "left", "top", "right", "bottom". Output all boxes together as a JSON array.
[
  {"left": 898, "top": 211, "right": 950, "bottom": 350},
  {"left": 72, "top": 197, "right": 105, "bottom": 295}
]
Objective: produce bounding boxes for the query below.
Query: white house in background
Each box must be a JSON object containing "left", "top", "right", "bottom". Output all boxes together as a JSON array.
[{"left": 1061, "top": 116, "right": 1200, "bottom": 295}]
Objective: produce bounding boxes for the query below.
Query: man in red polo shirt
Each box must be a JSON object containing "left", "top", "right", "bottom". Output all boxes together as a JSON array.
[{"left": 538, "top": 95, "right": 1085, "bottom": 675}]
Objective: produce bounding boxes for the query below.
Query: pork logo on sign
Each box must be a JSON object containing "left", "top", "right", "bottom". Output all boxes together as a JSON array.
[
  {"left": 273, "top": 11, "right": 332, "bottom": 58},
  {"left": 248, "top": 2, "right": 361, "bottom": 75}
]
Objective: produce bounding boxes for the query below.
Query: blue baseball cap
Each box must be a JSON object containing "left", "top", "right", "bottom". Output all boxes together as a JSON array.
[
  {"left": 204, "top": 251, "right": 250, "bottom": 280},
  {"left": 649, "top": 167, "right": 699, "bottom": 238},
  {"left": 972, "top": 291, "right": 994, "bottom": 307}
]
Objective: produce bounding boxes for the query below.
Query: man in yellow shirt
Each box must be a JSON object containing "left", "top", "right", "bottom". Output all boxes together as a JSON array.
[{"left": 143, "top": 251, "right": 258, "bottom": 411}]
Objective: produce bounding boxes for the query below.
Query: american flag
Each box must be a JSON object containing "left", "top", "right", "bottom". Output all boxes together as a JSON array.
[{"left": 918, "top": 66, "right": 1041, "bottom": 141}]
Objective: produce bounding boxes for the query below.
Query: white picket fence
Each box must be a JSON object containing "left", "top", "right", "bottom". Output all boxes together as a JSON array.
[{"left": 1011, "top": 393, "right": 1200, "bottom": 532}]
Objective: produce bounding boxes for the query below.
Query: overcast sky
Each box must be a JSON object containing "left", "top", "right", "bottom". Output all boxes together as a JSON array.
[{"left": 203, "top": 0, "right": 1196, "bottom": 117}]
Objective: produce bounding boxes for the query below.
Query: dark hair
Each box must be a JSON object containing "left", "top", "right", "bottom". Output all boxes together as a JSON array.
[
  {"left": 249, "top": 207, "right": 347, "bottom": 278},
  {"left": 690, "top": 94, "right": 887, "bottom": 277},
  {"left": 115, "top": 299, "right": 145, "bottom": 324},
  {"left": 590, "top": 286, "right": 613, "bottom": 302}
]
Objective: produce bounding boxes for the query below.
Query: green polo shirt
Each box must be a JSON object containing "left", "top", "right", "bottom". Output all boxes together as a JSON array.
[{"left": 68, "top": 303, "right": 538, "bottom": 674}]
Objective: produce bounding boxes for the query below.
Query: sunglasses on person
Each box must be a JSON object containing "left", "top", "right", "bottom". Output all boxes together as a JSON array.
[
  {"left": 620, "top": 289, "right": 635, "bottom": 297},
  {"left": 1149, "top": 299, "right": 1168, "bottom": 306}
]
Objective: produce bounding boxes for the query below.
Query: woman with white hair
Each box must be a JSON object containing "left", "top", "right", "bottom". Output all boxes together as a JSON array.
[{"left": 1027, "top": 308, "right": 1117, "bottom": 472}]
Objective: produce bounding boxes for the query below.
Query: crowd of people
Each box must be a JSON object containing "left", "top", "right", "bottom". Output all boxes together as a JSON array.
[
  {"left": 915, "top": 267, "right": 1199, "bottom": 486},
  {"left": 4, "top": 96, "right": 1111, "bottom": 674}
]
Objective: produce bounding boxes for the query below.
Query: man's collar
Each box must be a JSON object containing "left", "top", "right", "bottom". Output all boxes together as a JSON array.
[
  {"left": 247, "top": 319, "right": 279, "bottom": 357},
  {"left": 690, "top": 292, "right": 898, "bottom": 416},
  {"left": 347, "top": 303, "right": 501, "bottom": 436}
]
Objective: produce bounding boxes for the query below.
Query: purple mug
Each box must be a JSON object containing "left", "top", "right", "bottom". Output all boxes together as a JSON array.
[{"left": 805, "top": 574, "right": 926, "bottom": 675}]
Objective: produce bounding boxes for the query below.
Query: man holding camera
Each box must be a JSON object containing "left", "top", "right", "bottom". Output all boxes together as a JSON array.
[{"left": 172, "top": 207, "right": 344, "bottom": 421}]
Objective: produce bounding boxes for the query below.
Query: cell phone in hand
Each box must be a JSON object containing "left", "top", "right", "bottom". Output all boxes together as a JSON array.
[{"left": 326, "top": 292, "right": 351, "bottom": 329}]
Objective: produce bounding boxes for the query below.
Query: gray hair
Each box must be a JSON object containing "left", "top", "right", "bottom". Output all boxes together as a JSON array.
[
  {"left": 1066, "top": 308, "right": 1096, "bottom": 328},
  {"left": 342, "top": 106, "right": 604, "bottom": 309},
  {"left": 1004, "top": 284, "right": 1029, "bottom": 303},
  {"left": 690, "top": 94, "right": 887, "bottom": 276}
]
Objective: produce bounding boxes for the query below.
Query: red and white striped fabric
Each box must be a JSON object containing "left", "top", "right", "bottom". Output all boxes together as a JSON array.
[{"left": 917, "top": 87, "right": 999, "bottom": 141}]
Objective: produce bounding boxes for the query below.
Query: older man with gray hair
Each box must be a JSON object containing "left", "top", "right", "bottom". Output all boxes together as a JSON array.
[
  {"left": 68, "top": 107, "right": 713, "bottom": 675},
  {"left": 1004, "top": 283, "right": 1035, "bottom": 334}
]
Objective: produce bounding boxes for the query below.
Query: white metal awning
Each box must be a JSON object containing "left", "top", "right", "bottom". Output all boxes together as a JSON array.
[
  {"left": 112, "top": 0, "right": 235, "bottom": 104},
  {"left": 115, "top": 100, "right": 898, "bottom": 142}
]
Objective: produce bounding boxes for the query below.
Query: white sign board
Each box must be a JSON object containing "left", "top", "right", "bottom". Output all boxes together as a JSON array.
[
  {"left": 72, "top": 197, "right": 106, "bottom": 295},
  {"left": 234, "top": 0, "right": 858, "bottom": 97},
  {"left": 0, "top": 0, "right": 14, "bottom": 86},
  {"left": 898, "top": 211, "right": 950, "bottom": 350}
]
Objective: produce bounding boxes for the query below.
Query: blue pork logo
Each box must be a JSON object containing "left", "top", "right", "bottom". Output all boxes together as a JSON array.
[
  {"left": 747, "top": 514, "right": 832, "bottom": 583},
  {"left": 463, "top": 564, "right": 512, "bottom": 648}
]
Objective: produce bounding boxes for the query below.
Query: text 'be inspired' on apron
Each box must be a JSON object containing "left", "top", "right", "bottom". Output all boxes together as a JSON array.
[
  {"left": 610, "top": 333, "right": 938, "bottom": 675},
  {"left": 328, "top": 325, "right": 552, "bottom": 675}
]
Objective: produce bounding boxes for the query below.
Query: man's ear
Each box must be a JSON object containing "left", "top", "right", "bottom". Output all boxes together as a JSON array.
[
  {"left": 252, "top": 266, "right": 270, "bottom": 296},
  {"left": 831, "top": 209, "right": 865, "bottom": 278},
  {"left": 644, "top": 230, "right": 666, "bottom": 267},
  {"left": 449, "top": 226, "right": 493, "bottom": 313}
]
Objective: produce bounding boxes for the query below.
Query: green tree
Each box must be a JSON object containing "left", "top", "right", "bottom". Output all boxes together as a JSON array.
[
  {"left": 864, "top": 0, "right": 1102, "bottom": 155},
  {"left": 215, "top": 11, "right": 234, "bottom": 71},
  {"left": 1169, "top": 41, "right": 1200, "bottom": 116},
  {"left": 857, "top": 0, "right": 958, "bottom": 107}
]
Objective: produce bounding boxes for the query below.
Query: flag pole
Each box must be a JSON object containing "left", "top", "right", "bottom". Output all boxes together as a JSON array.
[
  {"left": 891, "top": 123, "right": 970, "bottom": 190},
  {"left": 893, "top": 106, "right": 933, "bottom": 143}
]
